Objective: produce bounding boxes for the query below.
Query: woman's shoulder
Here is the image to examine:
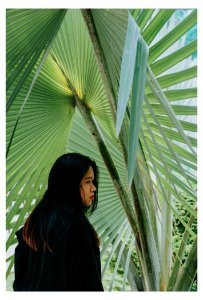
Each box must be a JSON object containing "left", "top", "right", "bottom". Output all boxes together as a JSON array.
[
  {"left": 60, "top": 207, "right": 88, "bottom": 228},
  {"left": 15, "top": 227, "right": 25, "bottom": 244},
  {"left": 69, "top": 211, "right": 91, "bottom": 234},
  {"left": 52, "top": 208, "right": 90, "bottom": 242},
  {"left": 68, "top": 214, "right": 99, "bottom": 249},
  {"left": 15, "top": 227, "right": 23, "bottom": 238}
]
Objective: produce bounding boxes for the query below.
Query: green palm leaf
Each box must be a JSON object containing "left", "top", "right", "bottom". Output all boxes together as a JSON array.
[{"left": 6, "top": 9, "right": 67, "bottom": 111}]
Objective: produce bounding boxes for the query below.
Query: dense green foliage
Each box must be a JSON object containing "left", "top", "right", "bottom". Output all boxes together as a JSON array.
[{"left": 101, "top": 189, "right": 197, "bottom": 291}]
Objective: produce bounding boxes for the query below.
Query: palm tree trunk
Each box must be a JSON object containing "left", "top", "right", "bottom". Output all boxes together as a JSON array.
[{"left": 81, "top": 9, "right": 159, "bottom": 290}]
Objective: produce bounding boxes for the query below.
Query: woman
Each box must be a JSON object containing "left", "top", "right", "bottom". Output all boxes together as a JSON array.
[{"left": 13, "top": 153, "right": 104, "bottom": 291}]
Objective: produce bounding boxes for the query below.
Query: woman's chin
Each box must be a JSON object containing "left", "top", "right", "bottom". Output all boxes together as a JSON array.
[{"left": 86, "top": 201, "right": 92, "bottom": 207}]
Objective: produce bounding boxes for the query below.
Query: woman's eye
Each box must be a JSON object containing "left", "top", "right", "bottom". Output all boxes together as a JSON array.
[{"left": 85, "top": 180, "right": 91, "bottom": 184}]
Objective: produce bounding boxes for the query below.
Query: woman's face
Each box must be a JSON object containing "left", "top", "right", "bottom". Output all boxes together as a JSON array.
[{"left": 80, "top": 166, "right": 96, "bottom": 207}]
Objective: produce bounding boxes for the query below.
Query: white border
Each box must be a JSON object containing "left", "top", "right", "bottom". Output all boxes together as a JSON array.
[
  {"left": 0, "top": 0, "right": 201, "bottom": 9},
  {"left": 0, "top": 3, "right": 6, "bottom": 299}
]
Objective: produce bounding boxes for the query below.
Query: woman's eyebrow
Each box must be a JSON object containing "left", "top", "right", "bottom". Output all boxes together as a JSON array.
[{"left": 84, "top": 176, "right": 94, "bottom": 180}]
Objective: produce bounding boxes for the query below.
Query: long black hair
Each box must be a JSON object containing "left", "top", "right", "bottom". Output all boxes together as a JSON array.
[{"left": 22, "top": 153, "right": 99, "bottom": 251}]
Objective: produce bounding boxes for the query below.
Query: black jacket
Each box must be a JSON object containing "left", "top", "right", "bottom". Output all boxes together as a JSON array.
[{"left": 13, "top": 209, "right": 104, "bottom": 291}]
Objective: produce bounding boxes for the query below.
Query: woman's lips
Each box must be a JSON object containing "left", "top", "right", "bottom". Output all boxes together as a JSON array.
[{"left": 90, "top": 195, "right": 94, "bottom": 200}]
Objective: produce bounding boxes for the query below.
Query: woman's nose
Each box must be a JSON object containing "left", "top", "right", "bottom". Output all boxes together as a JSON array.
[{"left": 91, "top": 184, "right": 96, "bottom": 191}]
